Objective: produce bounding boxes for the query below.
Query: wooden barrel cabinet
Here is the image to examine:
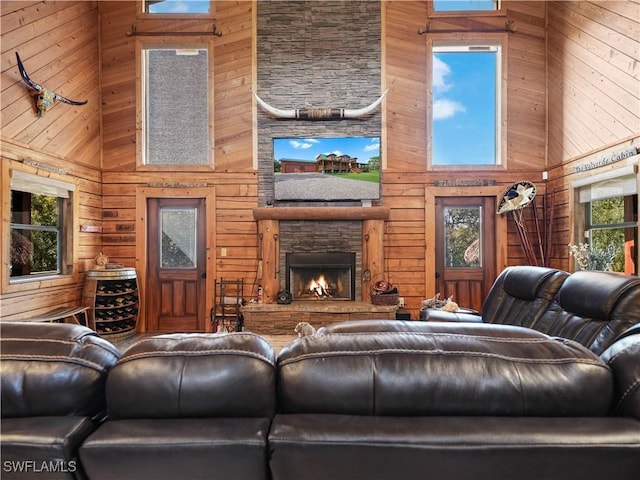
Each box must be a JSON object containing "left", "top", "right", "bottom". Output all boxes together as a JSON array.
[{"left": 83, "top": 268, "right": 139, "bottom": 340}]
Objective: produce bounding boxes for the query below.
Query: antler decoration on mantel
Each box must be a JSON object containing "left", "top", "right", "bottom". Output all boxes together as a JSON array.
[
  {"left": 253, "top": 89, "right": 388, "bottom": 120},
  {"left": 15, "top": 52, "right": 88, "bottom": 117}
]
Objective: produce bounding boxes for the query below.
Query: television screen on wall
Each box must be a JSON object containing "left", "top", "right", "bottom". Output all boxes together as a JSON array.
[{"left": 273, "top": 136, "right": 381, "bottom": 202}]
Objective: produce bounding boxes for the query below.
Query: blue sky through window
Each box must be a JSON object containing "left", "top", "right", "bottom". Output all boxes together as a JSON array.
[
  {"left": 146, "top": 0, "right": 210, "bottom": 14},
  {"left": 432, "top": 49, "right": 497, "bottom": 165},
  {"left": 273, "top": 137, "right": 380, "bottom": 163},
  {"left": 433, "top": 0, "right": 498, "bottom": 12}
]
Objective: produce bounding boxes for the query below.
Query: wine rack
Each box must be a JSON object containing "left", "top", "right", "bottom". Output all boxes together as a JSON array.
[{"left": 83, "top": 268, "right": 138, "bottom": 340}]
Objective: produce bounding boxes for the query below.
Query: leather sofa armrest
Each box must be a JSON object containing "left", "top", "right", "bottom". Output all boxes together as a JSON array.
[
  {"left": 600, "top": 332, "right": 640, "bottom": 420},
  {"left": 420, "top": 308, "right": 482, "bottom": 323}
]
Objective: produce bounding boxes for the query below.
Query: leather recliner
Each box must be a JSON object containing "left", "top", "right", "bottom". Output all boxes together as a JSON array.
[
  {"left": 0, "top": 322, "right": 120, "bottom": 480},
  {"left": 422, "top": 267, "right": 640, "bottom": 354},
  {"left": 421, "top": 265, "right": 569, "bottom": 324}
]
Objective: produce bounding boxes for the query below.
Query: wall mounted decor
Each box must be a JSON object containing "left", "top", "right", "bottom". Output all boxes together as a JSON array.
[
  {"left": 16, "top": 52, "right": 88, "bottom": 117},
  {"left": 254, "top": 90, "right": 387, "bottom": 120}
]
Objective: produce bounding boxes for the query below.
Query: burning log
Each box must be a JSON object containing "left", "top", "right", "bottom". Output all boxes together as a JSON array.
[{"left": 308, "top": 275, "right": 335, "bottom": 299}]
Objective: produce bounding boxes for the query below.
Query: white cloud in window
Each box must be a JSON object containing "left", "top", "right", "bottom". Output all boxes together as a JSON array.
[
  {"left": 433, "top": 56, "right": 452, "bottom": 92},
  {"left": 290, "top": 140, "right": 316, "bottom": 149},
  {"left": 433, "top": 98, "right": 466, "bottom": 120},
  {"left": 433, "top": 56, "right": 465, "bottom": 120},
  {"left": 364, "top": 141, "right": 380, "bottom": 152}
]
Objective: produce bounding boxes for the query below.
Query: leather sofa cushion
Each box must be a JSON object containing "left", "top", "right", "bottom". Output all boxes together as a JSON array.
[
  {"left": 0, "top": 322, "right": 120, "bottom": 418},
  {"left": 500, "top": 266, "right": 566, "bottom": 300},
  {"left": 269, "top": 414, "right": 640, "bottom": 480},
  {"left": 106, "top": 332, "right": 276, "bottom": 419},
  {"left": 318, "top": 320, "right": 545, "bottom": 337},
  {"left": 535, "top": 271, "right": 640, "bottom": 354},
  {"left": 1, "top": 416, "right": 94, "bottom": 479},
  {"left": 277, "top": 329, "right": 612, "bottom": 416},
  {"left": 557, "top": 271, "right": 640, "bottom": 320},
  {"left": 80, "top": 417, "right": 272, "bottom": 480},
  {"left": 482, "top": 266, "right": 569, "bottom": 328}
]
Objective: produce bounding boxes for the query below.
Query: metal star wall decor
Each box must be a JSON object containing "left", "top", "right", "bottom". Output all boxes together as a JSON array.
[{"left": 16, "top": 52, "right": 88, "bottom": 117}]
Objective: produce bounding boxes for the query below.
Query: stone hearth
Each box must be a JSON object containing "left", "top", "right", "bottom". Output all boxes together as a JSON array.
[{"left": 241, "top": 301, "right": 397, "bottom": 335}]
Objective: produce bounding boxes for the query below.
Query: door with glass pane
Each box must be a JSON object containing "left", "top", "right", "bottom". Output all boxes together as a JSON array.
[
  {"left": 147, "top": 198, "right": 206, "bottom": 331},
  {"left": 435, "top": 197, "right": 495, "bottom": 312}
]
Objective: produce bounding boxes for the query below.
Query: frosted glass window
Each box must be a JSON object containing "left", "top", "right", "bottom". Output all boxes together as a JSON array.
[
  {"left": 143, "top": 48, "right": 209, "bottom": 165},
  {"left": 160, "top": 208, "right": 197, "bottom": 268}
]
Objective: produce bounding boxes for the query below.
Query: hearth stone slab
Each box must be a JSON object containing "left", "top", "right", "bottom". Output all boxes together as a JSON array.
[{"left": 241, "top": 302, "right": 398, "bottom": 335}]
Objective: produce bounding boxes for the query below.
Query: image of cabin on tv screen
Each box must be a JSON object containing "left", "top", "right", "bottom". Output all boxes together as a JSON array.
[{"left": 273, "top": 137, "right": 381, "bottom": 201}]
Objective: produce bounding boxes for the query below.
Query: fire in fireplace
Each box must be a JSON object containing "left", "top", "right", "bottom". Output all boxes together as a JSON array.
[{"left": 286, "top": 252, "right": 356, "bottom": 301}]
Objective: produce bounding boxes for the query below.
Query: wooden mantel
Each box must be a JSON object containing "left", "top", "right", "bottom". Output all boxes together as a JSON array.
[
  {"left": 254, "top": 206, "right": 388, "bottom": 304},
  {"left": 253, "top": 206, "right": 390, "bottom": 221}
]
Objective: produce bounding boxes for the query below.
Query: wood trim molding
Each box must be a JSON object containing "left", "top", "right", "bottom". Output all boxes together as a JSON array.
[{"left": 253, "top": 206, "right": 390, "bottom": 221}]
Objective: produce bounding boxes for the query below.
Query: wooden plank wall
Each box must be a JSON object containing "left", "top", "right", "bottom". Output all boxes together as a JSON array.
[
  {"left": 547, "top": 0, "right": 639, "bottom": 165},
  {"left": 0, "top": 1, "right": 102, "bottom": 319},
  {"left": 99, "top": 1, "right": 257, "bottom": 328},
  {"left": 3, "top": 1, "right": 634, "bottom": 322},
  {"left": 546, "top": 1, "right": 639, "bottom": 271},
  {"left": 383, "top": 1, "right": 547, "bottom": 312}
]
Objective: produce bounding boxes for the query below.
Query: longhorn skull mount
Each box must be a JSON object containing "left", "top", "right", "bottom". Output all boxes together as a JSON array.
[
  {"left": 15, "top": 52, "right": 88, "bottom": 117},
  {"left": 254, "top": 89, "right": 388, "bottom": 120}
]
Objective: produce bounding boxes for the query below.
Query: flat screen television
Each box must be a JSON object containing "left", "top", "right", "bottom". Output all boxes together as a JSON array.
[{"left": 273, "top": 136, "right": 381, "bottom": 202}]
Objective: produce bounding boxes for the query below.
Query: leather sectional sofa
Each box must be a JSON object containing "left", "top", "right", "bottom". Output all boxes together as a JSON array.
[
  {"left": 1, "top": 267, "right": 639, "bottom": 480},
  {"left": 1, "top": 322, "right": 120, "bottom": 480},
  {"left": 420, "top": 266, "right": 640, "bottom": 355}
]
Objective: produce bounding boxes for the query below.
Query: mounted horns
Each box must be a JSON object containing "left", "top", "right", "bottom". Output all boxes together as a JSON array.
[
  {"left": 254, "top": 89, "right": 388, "bottom": 120},
  {"left": 15, "top": 52, "right": 88, "bottom": 117}
]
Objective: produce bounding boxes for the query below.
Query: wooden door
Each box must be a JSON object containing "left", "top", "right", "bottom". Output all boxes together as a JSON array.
[
  {"left": 435, "top": 196, "right": 495, "bottom": 312},
  {"left": 147, "top": 198, "right": 206, "bottom": 331}
]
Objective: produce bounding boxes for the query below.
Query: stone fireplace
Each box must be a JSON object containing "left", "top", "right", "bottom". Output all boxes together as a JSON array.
[
  {"left": 244, "top": 206, "right": 395, "bottom": 334},
  {"left": 286, "top": 252, "right": 356, "bottom": 301},
  {"left": 279, "top": 220, "right": 362, "bottom": 301},
  {"left": 252, "top": 206, "right": 388, "bottom": 304}
]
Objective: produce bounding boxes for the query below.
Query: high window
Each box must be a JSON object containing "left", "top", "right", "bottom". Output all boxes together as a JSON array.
[
  {"left": 9, "top": 171, "right": 74, "bottom": 279},
  {"left": 432, "top": 0, "right": 501, "bottom": 14},
  {"left": 139, "top": 45, "right": 212, "bottom": 167},
  {"left": 430, "top": 40, "right": 503, "bottom": 166},
  {"left": 144, "top": 0, "right": 212, "bottom": 15}
]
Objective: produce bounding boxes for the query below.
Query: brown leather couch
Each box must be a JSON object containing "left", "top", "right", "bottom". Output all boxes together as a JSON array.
[
  {"left": 271, "top": 323, "right": 640, "bottom": 480},
  {"left": 420, "top": 267, "right": 640, "bottom": 354},
  {"left": 0, "top": 322, "right": 120, "bottom": 480},
  {"left": 2, "top": 267, "right": 639, "bottom": 480}
]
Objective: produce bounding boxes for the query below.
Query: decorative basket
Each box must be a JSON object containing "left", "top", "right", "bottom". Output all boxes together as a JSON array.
[{"left": 371, "top": 292, "right": 399, "bottom": 306}]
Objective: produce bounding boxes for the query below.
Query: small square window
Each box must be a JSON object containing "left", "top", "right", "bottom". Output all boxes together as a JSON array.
[
  {"left": 144, "top": 0, "right": 211, "bottom": 14},
  {"left": 433, "top": 0, "right": 499, "bottom": 13},
  {"left": 9, "top": 171, "right": 74, "bottom": 279}
]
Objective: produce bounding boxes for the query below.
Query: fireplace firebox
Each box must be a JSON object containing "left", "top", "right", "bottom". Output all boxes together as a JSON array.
[{"left": 286, "top": 252, "right": 356, "bottom": 301}]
